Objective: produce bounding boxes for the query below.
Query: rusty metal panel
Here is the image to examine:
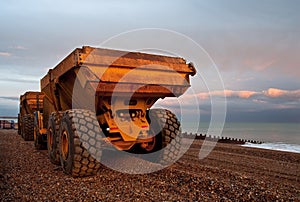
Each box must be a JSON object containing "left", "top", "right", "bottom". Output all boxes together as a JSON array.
[
  {"left": 80, "top": 48, "right": 195, "bottom": 77},
  {"left": 88, "top": 65, "right": 189, "bottom": 85},
  {"left": 80, "top": 47, "right": 187, "bottom": 65},
  {"left": 82, "top": 52, "right": 193, "bottom": 73},
  {"left": 91, "top": 82, "right": 188, "bottom": 97}
]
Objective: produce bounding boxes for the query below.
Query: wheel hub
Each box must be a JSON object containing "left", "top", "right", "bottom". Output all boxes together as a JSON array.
[
  {"left": 141, "top": 136, "right": 156, "bottom": 152},
  {"left": 61, "top": 130, "right": 69, "bottom": 160}
]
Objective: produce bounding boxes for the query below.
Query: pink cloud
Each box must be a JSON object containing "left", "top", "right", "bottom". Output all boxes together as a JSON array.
[
  {"left": 224, "top": 90, "right": 259, "bottom": 99},
  {"left": 0, "top": 52, "right": 12, "bottom": 57},
  {"left": 247, "top": 58, "right": 277, "bottom": 71},
  {"left": 264, "top": 88, "right": 300, "bottom": 99},
  {"left": 196, "top": 88, "right": 300, "bottom": 100},
  {"left": 156, "top": 88, "right": 300, "bottom": 113},
  {"left": 264, "top": 88, "right": 285, "bottom": 97},
  {"left": 196, "top": 90, "right": 259, "bottom": 100},
  {"left": 159, "top": 88, "right": 300, "bottom": 110}
]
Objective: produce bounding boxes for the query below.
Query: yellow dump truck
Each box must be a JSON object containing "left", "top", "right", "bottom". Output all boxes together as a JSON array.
[
  {"left": 34, "top": 46, "right": 196, "bottom": 176},
  {"left": 18, "top": 91, "right": 44, "bottom": 141}
]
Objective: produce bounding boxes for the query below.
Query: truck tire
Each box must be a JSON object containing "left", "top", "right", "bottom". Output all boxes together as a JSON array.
[
  {"left": 47, "top": 112, "right": 62, "bottom": 165},
  {"left": 34, "top": 114, "right": 46, "bottom": 150},
  {"left": 59, "top": 109, "right": 102, "bottom": 177},
  {"left": 22, "top": 114, "right": 34, "bottom": 141},
  {"left": 145, "top": 108, "right": 182, "bottom": 165}
]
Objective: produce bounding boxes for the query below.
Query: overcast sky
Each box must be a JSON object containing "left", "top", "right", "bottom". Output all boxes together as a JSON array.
[{"left": 0, "top": 0, "right": 299, "bottom": 122}]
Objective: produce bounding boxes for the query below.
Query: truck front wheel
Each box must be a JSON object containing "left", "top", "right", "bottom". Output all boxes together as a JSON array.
[{"left": 58, "top": 109, "right": 102, "bottom": 177}]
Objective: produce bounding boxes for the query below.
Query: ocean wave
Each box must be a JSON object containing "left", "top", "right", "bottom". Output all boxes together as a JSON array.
[{"left": 243, "top": 142, "right": 300, "bottom": 154}]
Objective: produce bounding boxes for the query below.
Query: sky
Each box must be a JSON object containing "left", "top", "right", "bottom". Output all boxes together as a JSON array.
[{"left": 0, "top": 0, "right": 299, "bottom": 122}]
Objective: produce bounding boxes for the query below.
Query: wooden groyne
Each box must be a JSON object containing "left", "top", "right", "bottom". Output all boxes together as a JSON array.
[{"left": 182, "top": 132, "right": 263, "bottom": 144}]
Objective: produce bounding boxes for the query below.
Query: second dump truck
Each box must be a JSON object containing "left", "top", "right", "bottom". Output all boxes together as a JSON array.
[
  {"left": 34, "top": 46, "right": 196, "bottom": 177},
  {"left": 18, "top": 91, "right": 44, "bottom": 141}
]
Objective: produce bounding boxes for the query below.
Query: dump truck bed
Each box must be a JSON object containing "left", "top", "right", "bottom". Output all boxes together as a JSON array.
[
  {"left": 41, "top": 46, "right": 196, "bottom": 99},
  {"left": 20, "top": 91, "right": 44, "bottom": 115}
]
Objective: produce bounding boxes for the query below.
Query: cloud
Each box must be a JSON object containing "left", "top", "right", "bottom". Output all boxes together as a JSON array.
[
  {"left": 9, "top": 45, "right": 27, "bottom": 50},
  {"left": 0, "top": 96, "right": 19, "bottom": 101},
  {"left": 196, "top": 90, "right": 259, "bottom": 100},
  {"left": 263, "top": 88, "right": 300, "bottom": 99},
  {"left": 159, "top": 88, "right": 300, "bottom": 113},
  {"left": 252, "top": 99, "right": 268, "bottom": 104},
  {"left": 194, "top": 88, "right": 300, "bottom": 101},
  {"left": 0, "top": 78, "right": 39, "bottom": 84},
  {"left": 0, "top": 52, "right": 12, "bottom": 57},
  {"left": 244, "top": 58, "right": 278, "bottom": 72},
  {"left": 223, "top": 90, "right": 259, "bottom": 99}
]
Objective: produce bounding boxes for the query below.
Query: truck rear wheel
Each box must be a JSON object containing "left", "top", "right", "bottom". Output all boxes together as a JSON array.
[
  {"left": 47, "top": 112, "right": 62, "bottom": 165},
  {"left": 59, "top": 109, "right": 102, "bottom": 177},
  {"left": 22, "top": 114, "right": 34, "bottom": 141},
  {"left": 145, "top": 108, "right": 182, "bottom": 165}
]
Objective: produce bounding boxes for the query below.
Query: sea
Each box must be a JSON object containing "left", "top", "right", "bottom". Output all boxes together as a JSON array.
[
  {"left": 4, "top": 117, "right": 300, "bottom": 154},
  {"left": 182, "top": 122, "right": 300, "bottom": 154}
]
